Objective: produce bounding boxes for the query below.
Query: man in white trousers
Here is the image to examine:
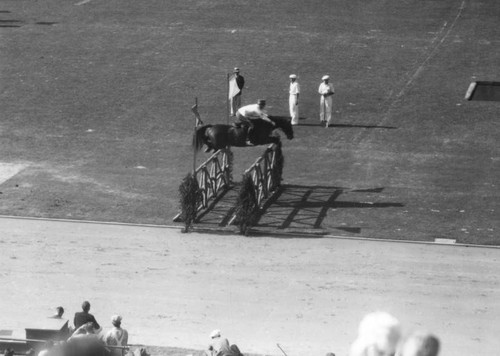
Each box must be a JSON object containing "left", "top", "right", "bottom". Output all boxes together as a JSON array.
[
  {"left": 289, "top": 74, "right": 300, "bottom": 125},
  {"left": 318, "top": 75, "right": 335, "bottom": 127}
]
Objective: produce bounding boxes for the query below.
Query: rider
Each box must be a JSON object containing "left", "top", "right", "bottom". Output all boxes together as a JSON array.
[{"left": 235, "top": 99, "right": 275, "bottom": 144}]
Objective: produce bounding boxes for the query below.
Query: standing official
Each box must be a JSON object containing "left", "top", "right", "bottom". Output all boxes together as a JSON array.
[
  {"left": 318, "top": 75, "right": 335, "bottom": 127},
  {"left": 289, "top": 74, "right": 300, "bottom": 125},
  {"left": 229, "top": 68, "right": 245, "bottom": 116}
]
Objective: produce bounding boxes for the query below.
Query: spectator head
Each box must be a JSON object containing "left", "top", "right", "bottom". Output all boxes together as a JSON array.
[
  {"left": 111, "top": 315, "right": 122, "bottom": 327},
  {"left": 84, "top": 322, "right": 95, "bottom": 333},
  {"left": 210, "top": 329, "right": 221, "bottom": 339},
  {"left": 55, "top": 306, "right": 64, "bottom": 317},
  {"left": 81, "top": 301, "right": 91, "bottom": 312},
  {"left": 349, "top": 311, "right": 402, "bottom": 356},
  {"left": 399, "top": 331, "right": 440, "bottom": 356},
  {"left": 4, "top": 348, "right": 14, "bottom": 356}
]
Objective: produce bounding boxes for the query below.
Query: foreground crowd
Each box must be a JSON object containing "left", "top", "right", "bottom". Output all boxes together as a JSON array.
[
  {"left": 3, "top": 302, "right": 440, "bottom": 356},
  {"left": 3, "top": 301, "right": 132, "bottom": 356},
  {"left": 207, "top": 311, "right": 440, "bottom": 356}
]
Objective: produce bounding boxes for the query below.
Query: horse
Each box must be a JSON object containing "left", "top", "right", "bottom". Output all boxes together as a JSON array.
[{"left": 193, "top": 115, "right": 294, "bottom": 152}]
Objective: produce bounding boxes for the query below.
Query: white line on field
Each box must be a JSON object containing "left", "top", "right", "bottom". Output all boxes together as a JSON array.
[
  {"left": 75, "top": 0, "right": 92, "bottom": 5},
  {"left": 359, "top": 0, "right": 467, "bottom": 136},
  {"left": 393, "top": 0, "right": 466, "bottom": 101}
]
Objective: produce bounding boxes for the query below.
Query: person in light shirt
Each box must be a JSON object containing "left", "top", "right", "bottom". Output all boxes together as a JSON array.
[
  {"left": 318, "top": 75, "right": 335, "bottom": 127},
  {"left": 104, "top": 315, "right": 129, "bottom": 356},
  {"left": 289, "top": 74, "right": 300, "bottom": 125}
]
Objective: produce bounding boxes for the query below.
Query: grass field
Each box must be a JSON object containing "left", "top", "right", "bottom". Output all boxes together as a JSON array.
[{"left": 0, "top": 0, "right": 499, "bottom": 244}]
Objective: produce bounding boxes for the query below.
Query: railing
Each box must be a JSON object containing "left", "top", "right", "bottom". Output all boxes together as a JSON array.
[
  {"left": 228, "top": 143, "right": 283, "bottom": 231},
  {"left": 173, "top": 148, "right": 232, "bottom": 222},
  {"left": 196, "top": 148, "right": 232, "bottom": 210},
  {"left": 245, "top": 143, "right": 282, "bottom": 207}
]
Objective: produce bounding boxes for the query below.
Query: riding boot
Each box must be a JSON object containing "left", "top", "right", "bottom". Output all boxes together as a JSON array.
[{"left": 246, "top": 127, "right": 254, "bottom": 146}]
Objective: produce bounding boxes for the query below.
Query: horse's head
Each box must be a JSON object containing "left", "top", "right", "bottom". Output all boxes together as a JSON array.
[{"left": 270, "top": 116, "right": 294, "bottom": 140}]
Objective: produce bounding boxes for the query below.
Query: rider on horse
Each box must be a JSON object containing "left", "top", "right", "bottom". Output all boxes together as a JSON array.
[{"left": 235, "top": 99, "right": 276, "bottom": 144}]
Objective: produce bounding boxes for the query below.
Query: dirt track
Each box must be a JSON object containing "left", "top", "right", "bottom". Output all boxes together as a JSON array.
[{"left": 0, "top": 217, "right": 499, "bottom": 356}]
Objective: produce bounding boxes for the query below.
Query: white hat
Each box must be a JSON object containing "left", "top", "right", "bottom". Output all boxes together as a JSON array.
[
  {"left": 111, "top": 315, "right": 122, "bottom": 324},
  {"left": 289, "top": 74, "right": 297, "bottom": 79},
  {"left": 210, "top": 329, "right": 221, "bottom": 338},
  {"left": 322, "top": 75, "right": 330, "bottom": 80},
  {"left": 233, "top": 67, "right": 240, "bottom": 73}
]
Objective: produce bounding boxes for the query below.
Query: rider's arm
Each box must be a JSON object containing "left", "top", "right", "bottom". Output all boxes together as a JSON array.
[{"left": 260, "top": 113, "right": 275, "bottom": 126}]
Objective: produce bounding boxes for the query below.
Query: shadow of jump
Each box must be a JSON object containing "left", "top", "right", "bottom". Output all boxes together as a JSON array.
[{"left": 255, "top": 184, "right": 404, "bottom": 233}]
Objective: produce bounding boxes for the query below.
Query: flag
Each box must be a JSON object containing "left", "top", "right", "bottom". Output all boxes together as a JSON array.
[
  {"left": 228, "top": 73, "right": 240, "bottom": 99},
  {"left": 191, "top": 103, "right": 203, "bottom": 126}
]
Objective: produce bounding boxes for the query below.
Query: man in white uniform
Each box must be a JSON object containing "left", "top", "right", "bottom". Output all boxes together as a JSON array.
[
  {"left": 318, "top": 75, "right": 335, "bottom": 127},
  {"left": 289, "top": 74, "right": 300, "bottom": 125}
]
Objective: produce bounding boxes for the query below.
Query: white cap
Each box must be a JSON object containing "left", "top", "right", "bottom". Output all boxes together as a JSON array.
[
  {"left": 210, "top": 329, "right": 221, "bottom": 338},
  {"left": 322, "top": 75, "right": 330, "bottom": 80},
  {"left": 289, "top": 74, "right": 297, "bottom": 79},
  {"left": 111, "top": 315, "right": 122, "bottom": 324}
]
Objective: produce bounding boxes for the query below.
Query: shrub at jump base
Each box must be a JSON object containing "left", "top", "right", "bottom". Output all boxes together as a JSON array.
[
  {"left": 178, "top": 172, "right": 202, "bottom": 232},
  {"left": 234, "top": 173, "right": 259, "bottom": 235}
]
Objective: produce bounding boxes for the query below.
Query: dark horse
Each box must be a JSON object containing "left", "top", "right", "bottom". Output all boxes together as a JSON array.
[{"left": 193, "top": 116, "right": 294, "bottom": 152}]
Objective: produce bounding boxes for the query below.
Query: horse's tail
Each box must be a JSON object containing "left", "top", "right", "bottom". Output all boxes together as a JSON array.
[{"left": 192, "top": 125, "right": 209, "bottom": 152}]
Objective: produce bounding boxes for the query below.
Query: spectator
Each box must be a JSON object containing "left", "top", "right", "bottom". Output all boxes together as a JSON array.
[
  {"left": 70, "top": 322, "right": 97, "bottom": 339},
  {"left": 104, "top": 315, "right": 129, "bottom": 356},
  {"left": 67, "top": 323, "right": 106, "bottom": 356},
  {"left": 399, "top": 331, "right": 440, "bottom": 356},
  {"left": 74, "top": 301, "right": 100, "bottom": 331},
  {"left": 4, "top": 348, "right": 15, "bottom": 356},
  {"left": 207, "top": 329, "right": 231, "bottom": 356},
  {"left": 49, "top": 306, "right": 65, "bottom": 319},
  {"left": 349, "top": 311, "right": 402, "bottom": 356}
]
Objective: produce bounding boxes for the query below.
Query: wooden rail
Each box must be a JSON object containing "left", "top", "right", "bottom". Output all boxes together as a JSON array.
[
  {"left": 227, "top": 143, "right": 282, "bottom": 228},
  {"left": 244, "top": 143, "right": 281, "bottom": 207},
  {"left": 174, "top": 148, "right": 232, "bottom": 222}
]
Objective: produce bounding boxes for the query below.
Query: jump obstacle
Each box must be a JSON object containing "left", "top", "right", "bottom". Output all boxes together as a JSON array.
[{"left": 174, "top": 143, "right": 283, "bottom": 231}]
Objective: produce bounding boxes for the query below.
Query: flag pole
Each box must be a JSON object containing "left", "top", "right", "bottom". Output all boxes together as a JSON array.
[
  {"left": 193, "top": 97, "right": 198, "bottom": 173},
  {"left": 227, "top": 72, "right": 230, "bottom": 125}
]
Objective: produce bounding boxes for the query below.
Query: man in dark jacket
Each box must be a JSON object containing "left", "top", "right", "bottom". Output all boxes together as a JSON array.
[{"left": 73, "top": 301, "right": 100, "bottom": 331}]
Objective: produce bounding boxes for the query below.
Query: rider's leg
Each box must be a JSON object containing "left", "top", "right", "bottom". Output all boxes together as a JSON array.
[{"left": 246, "top": 121, "right": 255, "bottom": 145}]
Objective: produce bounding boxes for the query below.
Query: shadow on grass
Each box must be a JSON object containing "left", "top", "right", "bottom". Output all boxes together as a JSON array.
[
  {"left": 300, "top": 122, "right": 397, "bottom": 129},
  {"left": 254, "top": 184, "right": 404, "bottom": 234},
  {"left": 269, "top": 115, "right": 396, "bottom": 129}
]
